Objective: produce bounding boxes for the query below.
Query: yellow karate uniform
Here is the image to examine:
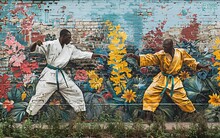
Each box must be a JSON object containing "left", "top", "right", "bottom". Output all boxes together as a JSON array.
[{"left": 140, "top": 48, "right": 198, "bottom": 112}]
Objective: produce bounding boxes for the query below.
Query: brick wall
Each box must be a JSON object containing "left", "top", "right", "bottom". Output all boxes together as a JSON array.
[{"left": 0, "top": 0, "right": 220, "bottom": 122}]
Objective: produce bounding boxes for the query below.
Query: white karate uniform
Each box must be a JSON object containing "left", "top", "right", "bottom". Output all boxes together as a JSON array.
[{"left": 26, "top": 39, "right": 93, "bottom": 115}]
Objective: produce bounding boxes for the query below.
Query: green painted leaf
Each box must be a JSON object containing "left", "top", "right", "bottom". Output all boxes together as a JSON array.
[
  {"left": 184, "top": 76, "right": 208, "bottom": 93},
  {"left": 7, "top": 87, "right": 23, "bottom": 103},
  {"left": 112, "top": 97, "right": 125, "bottom": 102},
  {"left": 204, "top": 104, "right": 220, "bottom": 122},
  {"left": 9, "top": 102, "right": 28, "bottom": 122}
]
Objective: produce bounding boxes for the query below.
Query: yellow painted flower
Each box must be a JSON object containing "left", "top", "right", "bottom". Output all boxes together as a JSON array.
[
  {"left": 105, "top": 20, "right": 112, "bottom": 26},
  {"left": 109, "top": 51, "right": 120, "bottom": 57},
  {"left": 108, "top": 44, "right": 117, "bottom": 51},
  {"left": 121, "top": 89, "right": 136, "bottom": 103},
  {"left": 120, "top": 81, "right": 127, "bottom": 88},
  {"left": 110, "top": 70, "right": 118, "bottom": 76},
  {"left": 119, "top": 48, "right": 127, "bottom": 54},
  {"left": 108, "top": 60, "right": 117, "bottom": 65},
  {"left": 213, "top": 45, "right": 218, "bottom": 49},
  {"left": 21, "top": 91, "right": 27, "bottom": 101},
  {"left": 114, "top": 86, "right": 121, "bottom": 95},
  {"left": 87, "top": 70, "right": 98, "bottom": 78},
  {"left": 215, "top": 37, "right": 220, "bottom": 45},
  {"left": 120, "top": 60, "right": 128, "bottom": 67},
  {"left": 89, "top": 78, "right": 103, "bottom": 89},
  {"left": 109, "top": 55, "right": 123, "bottom": 62},
  {"left": 213, "top": 50, "right": 220, "bottom": 60},
  {"left": 118, "top": 44, "right": 125, "bottom": 49},
  {"left": 214, "top": 62, "right": 220, "bottom": 66},
  {"left": 111, "top": 37, "right": 120, "bottom": 44},
  {"left": 179, "top": 71, "right": 190, "bottom": 80},
  {"left": 119, "top": 32, "right": 127, "bottom": 41},
  {"left": 116, "top": 25, "right": 120, "bottom": 31},
  {"left": 108, "top": 25, "right": 114, "bottom": 31},
  {"left": 110, "top": 76, "right": 123, "bottom": 84},
  {"left": 216, "top": 75, "right": 220, "bottom": 81},
  {"left": 87, "top": 70, "right": 104, "bottom": 90},
  {"left": 123, "top": 68, "right": 132, "bottom": 74},
  {"left": 106, "top": 20, "right": 132, "bottom": 96},
  {"left": 113, "top": 63, "right": 125, "bottom": 70},
  {"left": 108, "top": 30, "right": 118, "bottom": 38},
  {"left": 208, "top": 93, "right": 220, "bottom": 106},
  {"left": 126, "top": 73, "right": 132, "bottom": 78}
]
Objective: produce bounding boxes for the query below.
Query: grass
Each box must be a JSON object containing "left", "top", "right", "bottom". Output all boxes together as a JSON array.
[{"left": 0, "top": 113, "right": 220, "bottom": 138}]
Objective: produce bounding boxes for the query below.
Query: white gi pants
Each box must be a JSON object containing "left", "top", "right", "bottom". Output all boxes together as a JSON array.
[{"left": 26, "top": 79, "right": 86, "bottom": 115}]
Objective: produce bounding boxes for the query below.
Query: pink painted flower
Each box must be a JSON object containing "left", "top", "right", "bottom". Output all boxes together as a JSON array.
[
  {"left": 9, "top": 52, "right": 26, "bottom": 67},
  {"left": 23, "top": 74, "right": 33, "bottom": 85},
  {"left": 5, "top": 33, "right": 15, "bottom": 46},
  {"left": 74, "top": 69, "right": 88, "bottom": 81},
  {"left": 5, "top": 34, "right": 25, "bottom": 54},
  {"left": 3, "top": 99, "right": 14, "bottom": 112}
]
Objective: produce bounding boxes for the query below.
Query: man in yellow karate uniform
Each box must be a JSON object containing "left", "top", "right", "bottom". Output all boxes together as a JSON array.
[{"left": 127, "top": 39, "right": 210, "bottom": 119}]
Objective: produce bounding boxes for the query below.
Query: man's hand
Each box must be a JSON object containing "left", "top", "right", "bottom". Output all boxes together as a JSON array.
[
  {"left": 99, "top": 54, "right": 108, "bottom": 60},
  {"left": 125, "top": 53, "right": 140, "bottom": 61},
  {"left": 92, "top": 54, "right": 108, "bottom": 60},
  {"left": 30, "top": 40, "right": 43, "bottom": 52},
  {"left": 35, "top": 40, "right": 43, "bottom": 46}
]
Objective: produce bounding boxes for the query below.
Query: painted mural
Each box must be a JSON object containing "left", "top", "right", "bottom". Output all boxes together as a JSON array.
[{"left": 0, "top": 0, "right": 220, "bottom": 122}]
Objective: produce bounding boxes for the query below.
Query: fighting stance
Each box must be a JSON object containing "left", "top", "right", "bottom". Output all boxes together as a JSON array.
[
  {"left": 26, "top": 29, "right": 106, "bottom": 116},
  {"left": 127, "top": 39, "right": 210, "bottom": 119}
]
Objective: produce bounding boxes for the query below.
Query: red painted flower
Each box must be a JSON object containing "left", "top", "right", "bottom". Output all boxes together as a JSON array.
[
  {"left": 20, "top": 60, "right": 39, "bottom": 74},
  {"left": 3, "top": 99, "right": 14, "bottom": 112},
  {"left": 140, "top": 67, "right": 148, "bottom": 74},
  {"left": 180, "top": 15, "right": 200, "bottom": 42},
  {"left": 0, "top": 74, "right": 11, "bottom": 99},
  {"left": 11, "top": 67, "right": 22, "bottom": 78},
  {"left": 103, "top": 92, "right": 113, "bottom": 100},
  {"left": 142, "top": 20, "right": 166, "bottom": 52},
  {"left": 74, "top": 69, "right": 88, "bottom": 81},
  {"left": 16, "top": 83, "right": 23, "bottom": 88}
]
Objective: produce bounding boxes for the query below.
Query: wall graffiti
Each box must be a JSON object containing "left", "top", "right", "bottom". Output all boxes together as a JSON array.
[{"left": 0, "top": 0, "right": 220, "bottom": 122}]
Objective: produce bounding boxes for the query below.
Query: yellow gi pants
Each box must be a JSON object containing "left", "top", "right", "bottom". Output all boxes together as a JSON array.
[{"left": 143, "top": 83, "right": 195, "bottom": 113}]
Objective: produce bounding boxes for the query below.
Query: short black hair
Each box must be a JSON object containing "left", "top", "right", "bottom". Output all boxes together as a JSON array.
[
  {"left": 60, "top": 29, "right": 71, "bottom": 37},
  {"left": 163, "top": 39, "right": 173, "bottom": 45}
]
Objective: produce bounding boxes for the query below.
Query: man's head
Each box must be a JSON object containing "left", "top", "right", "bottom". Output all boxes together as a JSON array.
[
  {"left": 162, "top": 39, "right": 173, "bottom": 53},
  {"left": 59, "top": 29, "right": 71, "bottom": 45}
]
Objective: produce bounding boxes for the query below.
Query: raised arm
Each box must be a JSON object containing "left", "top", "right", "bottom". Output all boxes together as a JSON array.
[
  {"left": 30, "top": 40, "right": 43, "bottom": 52},
  {"left": 182, "top": 49, "right": 210, "bottom": 71},
  {"left": 126, "top": 53, "right": 159, "bottom": 67},
  {"left": 30, "top": 40, "right": 50, "bottom": 55},
  {"left": 70, "top": 45, "right": 108, "bottom": 60},
  {"left": 92, "top": 54, "right": 108, "bottom": 60}
]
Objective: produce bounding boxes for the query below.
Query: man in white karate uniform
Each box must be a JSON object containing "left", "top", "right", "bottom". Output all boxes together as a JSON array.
[{"left": 26, "top": 29, "right": 106, "bottom": 116}]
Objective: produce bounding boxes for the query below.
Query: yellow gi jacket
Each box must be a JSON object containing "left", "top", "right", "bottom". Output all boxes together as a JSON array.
[
  {"left": 140, "top": 48, "right": 198, "bottom": 91},
  {"left": 140, "top": 48, "right": 199, "bottom": 112}
]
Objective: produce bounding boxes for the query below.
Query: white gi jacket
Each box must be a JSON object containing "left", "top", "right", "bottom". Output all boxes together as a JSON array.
[{"left": 34, "top": 39, "right": 93, "bottom": 84}]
